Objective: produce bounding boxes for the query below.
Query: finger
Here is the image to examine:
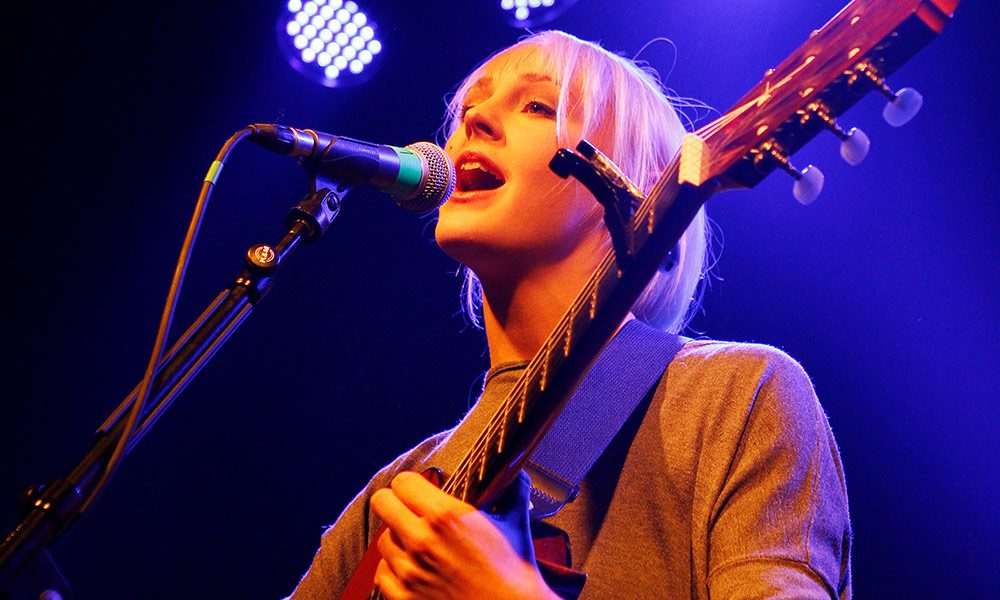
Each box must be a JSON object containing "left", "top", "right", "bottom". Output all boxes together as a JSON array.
[
  {"left": 370, "top": 487, "right": 427, "bottom": 550},
  {"left": 377, "top": 528, "right": 424, "bottom": 570},
  {"left": 372, "top": 487, "right": 451, "bottom": 573},
  {"left": 390, "top": 471, "right": 474, "bottom": 519},
  {"left": 374, "top": 557, "right": 410, "bottom": 600},
  {"left": 376, "top": 530, "right": 438, "bottom": 595}
]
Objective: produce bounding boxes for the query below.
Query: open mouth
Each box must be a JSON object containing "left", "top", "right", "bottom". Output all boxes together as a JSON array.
[{"left": 455, "top": 156, "right": 505, "bottom": 192}]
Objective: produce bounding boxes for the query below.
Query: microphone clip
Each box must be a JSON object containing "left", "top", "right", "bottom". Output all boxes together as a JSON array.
[{"left": 287, "top": 182, "right": 350, "bottom": 243}]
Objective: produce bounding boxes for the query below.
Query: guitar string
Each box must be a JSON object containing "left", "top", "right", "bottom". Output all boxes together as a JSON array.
[
  {"left": 696, "top": 96, "right": 757, "bottom": 138},
  {"left": 695, "top": 52, "right": 823, "bottom": 149},
  {"left": 441, "top": 210, "right": 623, "bottom": 496},
  {"left": 443, "top": 251, "right": 615, "bottom": 498}
]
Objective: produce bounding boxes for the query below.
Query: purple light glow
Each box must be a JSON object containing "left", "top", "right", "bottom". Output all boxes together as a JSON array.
[
  {"left": 499, "top": 0, "right": 576, "bottom": 27},
  {"left": 278, "top": 0, "right": 382, "bottom": 88}
]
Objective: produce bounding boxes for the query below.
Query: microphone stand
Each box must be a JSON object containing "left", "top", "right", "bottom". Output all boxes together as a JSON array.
[{"left": 0, "top": 178, "right": 350, "bottom": 600}]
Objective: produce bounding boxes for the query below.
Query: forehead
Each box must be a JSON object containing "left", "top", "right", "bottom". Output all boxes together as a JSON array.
[
  {"left": 454, "top": 41, "right": 604, "bottom": 140},
  {"left": 466, "top": 44, "right": 565, "bottom": 94}
]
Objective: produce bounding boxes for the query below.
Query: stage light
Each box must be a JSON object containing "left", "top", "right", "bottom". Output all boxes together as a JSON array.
[
  {"left": 278, "top": 0, "right": 383, "bottom": 88},
  {"left": 499, "top": 0, "right": 576, "bottom": 27}
]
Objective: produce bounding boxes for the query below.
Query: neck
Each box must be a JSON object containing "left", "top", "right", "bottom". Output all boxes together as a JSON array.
[
  {"left": 477, "top": 239, "right": 634, "bottom": 367},
  {"left": 480, "top": 264, "right": 585, "bottom": 368},
  {"left": 453, "top": 220, "right": 614, "bottom": 368}
]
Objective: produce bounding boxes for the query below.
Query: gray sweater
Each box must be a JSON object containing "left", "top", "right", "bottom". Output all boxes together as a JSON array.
[{"left": 286, "top": 340, "right": 852, "bottom": 599}]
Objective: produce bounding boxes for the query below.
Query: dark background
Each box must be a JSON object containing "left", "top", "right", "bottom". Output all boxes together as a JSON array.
[{"left": 3, "top": 0, "right": 997, "bottom": 597}]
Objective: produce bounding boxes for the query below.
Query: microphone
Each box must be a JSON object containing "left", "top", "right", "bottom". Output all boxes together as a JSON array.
[{"left": 248, "top": 123, "right": 456, "bottom": 213}]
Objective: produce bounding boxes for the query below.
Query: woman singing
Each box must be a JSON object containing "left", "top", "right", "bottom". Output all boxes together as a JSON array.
[{"left": 286, "top": 30, "right": 852, "bottom": 599}]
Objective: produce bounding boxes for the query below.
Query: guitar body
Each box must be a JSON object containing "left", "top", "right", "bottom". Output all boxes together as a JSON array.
[
  {"left": 532, "top": 521, "right": 588, "bottom": 600},
  {"left": 339, "top": 471, "right": 445, "bottom": 600}
]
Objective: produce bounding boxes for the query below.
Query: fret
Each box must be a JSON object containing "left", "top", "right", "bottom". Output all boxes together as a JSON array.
[
  {"left": 497, "top": 413, "right": 506, "bottom": 453},
  {"left": 539, "top": 340, "right": 550, "bottom": 391},
  {"left": 517, "top": 382, "right": 528, "bottom": 423}
]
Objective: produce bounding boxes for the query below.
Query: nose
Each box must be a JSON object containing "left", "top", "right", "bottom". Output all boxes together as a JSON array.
[{"left": 462, "top": 101, "right": 503, "bottom": 143}]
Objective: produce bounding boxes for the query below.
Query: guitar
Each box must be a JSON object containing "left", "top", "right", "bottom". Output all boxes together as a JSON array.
[{"left": 343, "top": 0, "right": 959, "bottom": 597}]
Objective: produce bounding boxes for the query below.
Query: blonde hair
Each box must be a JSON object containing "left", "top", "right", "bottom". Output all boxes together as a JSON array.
[{"left": 443, "top": 31, "right": 709, "bottom": 334}]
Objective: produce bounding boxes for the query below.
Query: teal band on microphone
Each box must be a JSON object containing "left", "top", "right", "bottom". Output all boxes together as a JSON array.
[{"left": 385, "top": 146, "right": 425, "bottom": 199}]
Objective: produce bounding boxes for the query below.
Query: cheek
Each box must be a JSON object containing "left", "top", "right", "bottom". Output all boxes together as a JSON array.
[
  {"left": 551, "top": 179, "right": 600, "bottom": 230},
  {"left": 443, "top": 130, "right": 462, "bottom": 162},
  {"left": 520, "top": 179, "right": 603, "bottom": 255}
]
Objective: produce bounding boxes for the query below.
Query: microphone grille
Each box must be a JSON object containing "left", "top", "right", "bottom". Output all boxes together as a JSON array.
[{"left": 403, "top": 141, "right": 456, "bottom": 213}]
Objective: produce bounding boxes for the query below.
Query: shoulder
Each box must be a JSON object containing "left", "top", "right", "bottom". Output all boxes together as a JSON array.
[
  {"left": 673, "top": 338, "right": 812, "bottom": 384},
  {"left": 376, "top": 429, "right": 456, "bottom": 484},
  {"left": 659, "top": 338, "right": 826, "bottom": 452},
  {"left": 668, "top": 342, "right": 853, "bottom": 595},
  {"left": 671, "top": 338, "right": 816, "bottom": 405}
]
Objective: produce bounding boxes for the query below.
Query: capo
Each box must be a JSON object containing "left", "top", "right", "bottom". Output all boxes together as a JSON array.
[{"left": 549, "top": 140, "right": 646, "bottom": 270}]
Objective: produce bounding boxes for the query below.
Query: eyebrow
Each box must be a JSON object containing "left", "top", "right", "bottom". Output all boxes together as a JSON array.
[
  {"left": 468, "top": 72, "right": 557, "bottom": 93},
  {"left": 519, "top": 72, "right": 556, "bottom": 84}
]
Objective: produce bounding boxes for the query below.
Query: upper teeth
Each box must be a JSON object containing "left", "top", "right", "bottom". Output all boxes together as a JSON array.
[{"left": 461, "top": 161, "right": 485, "bottom": 171}]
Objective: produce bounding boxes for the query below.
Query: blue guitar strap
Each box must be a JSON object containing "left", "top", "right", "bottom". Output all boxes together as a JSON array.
[{"left": 524, "top": 319, "right": 686, "bottom": 519}]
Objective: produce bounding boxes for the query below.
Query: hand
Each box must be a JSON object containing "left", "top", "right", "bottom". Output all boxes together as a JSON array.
[{"left": 369, "top": 471, "right": 559, "bottom": 600}]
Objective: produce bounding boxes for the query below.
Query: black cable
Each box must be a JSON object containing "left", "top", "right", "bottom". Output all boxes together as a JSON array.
[{"left": 78, "top": 127, "right": 254, "bottom": 515}]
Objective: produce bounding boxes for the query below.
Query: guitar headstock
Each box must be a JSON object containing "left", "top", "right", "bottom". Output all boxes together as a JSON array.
[{"left": 678, "top": 0, "right": 959, "bottom": 204}]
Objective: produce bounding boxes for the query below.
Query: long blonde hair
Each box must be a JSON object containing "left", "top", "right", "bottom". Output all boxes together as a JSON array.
[{"left": 444, "top": 31, "right": 709, "bottom": 334}]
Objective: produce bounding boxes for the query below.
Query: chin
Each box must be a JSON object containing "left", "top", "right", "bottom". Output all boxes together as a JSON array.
[
  {"left": 434, "top": 216, "right": 488, "bottom": 266},
  {"left": 436, "top": 198, "right": 489, "bottom": 249},
  {"left": 435, "top": 215, "right": 527, "bottom": 280}
]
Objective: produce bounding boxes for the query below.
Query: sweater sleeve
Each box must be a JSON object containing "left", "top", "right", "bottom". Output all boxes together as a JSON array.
[
  {"left": 283, "top": 433, "right": 452, "bottom": 600},
  {"left": 704, "top": 345, "right": 852, "bottom": 599},
  {"left": 282, "top": 363, "right": 522, "bottom": 599},
  {"left": 283, "top": 474, "right": 381, "bottom": 600}
]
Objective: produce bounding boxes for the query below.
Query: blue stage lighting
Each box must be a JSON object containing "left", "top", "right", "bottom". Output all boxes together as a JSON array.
[
  {"left": 499, "top": 0, "right": 576, "bottom": 27},
  {"left": 278, "top": 0, "right": 382, "bottom": 88}
]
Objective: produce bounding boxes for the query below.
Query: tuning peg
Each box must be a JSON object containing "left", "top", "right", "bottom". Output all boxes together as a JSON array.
[
  {"left": 793, "top": 165, "right": 825, "bottom": 205},
  {"left": 801, "top": 102, "right": 871, "bottom": 166},
  {"left": 882, "top": 87, "right": 923, "bottom": 127},
  {"left": 839, "top": 127, "right": 870, "bottom": 166},
  {"left": 851, "top": 62, "right": 923, "bottom": 127},
  {"left": 757, "top": 141, "right": 824, "bottom": 205}
]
